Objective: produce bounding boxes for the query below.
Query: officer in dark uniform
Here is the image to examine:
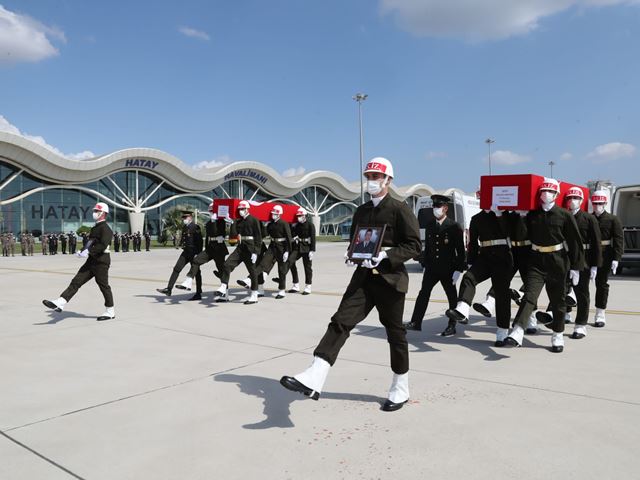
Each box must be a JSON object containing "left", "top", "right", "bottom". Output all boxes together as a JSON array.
[
  {"left": 43, "top": 202, "right": 116, "bottom": 321},
  {"left": 176, "top": 203, "right": 230, "bottom": 301},
  {"left": 156, "top": 211, "right": 203, "bottom": 297},
  {"left": 144, "top": 232, "right": 151, "bottom": 251},
  {"left": 253, "top": 205, "right": 292, "bottom": 299},
  {"left": 591, "top": 190, "right": 624, "bottom": 328},
  {"left": 505, "top": 178, "right": 583, "bottom": 352},
  {"left": 69, "top": 232, "right": 77, "bottom": 255},
  {"left": 536, "top": 187, "right": 602, "bottom": 339},
  {"left": 113, "top": 232, "right": 120, "bottom": 252},
  {"left": 60, "top": 232, "right": 67, "bottom": 254},
  {"left": 446, "top": 204, "right": 513, "bottom": 346},
  {"left": 286, "top": 207, "right": 316, "bottom": 294},
  {"left": 215, "top": 200, "right": 263, "bottom": 304},
  {"left": 404, "top": 194, "right": 465, "bottom": 335},
  {"left": 281, "top": 157, "right": 421, "bottom": 412}
]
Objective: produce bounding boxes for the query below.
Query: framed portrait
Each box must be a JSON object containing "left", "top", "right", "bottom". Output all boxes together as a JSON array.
[{"left": 347, "top": 224, "right": 386, "bottom": 264}]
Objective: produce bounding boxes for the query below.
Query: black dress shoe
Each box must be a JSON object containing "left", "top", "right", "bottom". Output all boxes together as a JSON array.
[
  {"left": 175, "top": 284, "right": 189, "bottom": 290},
  {"left": 445, "top": 308, "right": 466, "bottom": 323},
  {"left": 244, "top": 299, "right": 258, "bottom": 305},
  {"left": 503, "top": 337, "right": 520, "bottom": 348},
  {"left": 570, "top": 332, "right": 585, "bottom": 339},
  {"left": 525, "top": 327, "right": 538, "bottom": 335},
  {"left": 237, "top": 279, "right": 250, "bottom": 288},
  {"left": 472, "top": 302, "right": 492, "bottom": 318},
  {"left": 565, "top": 296, "right": 577, "bottom": 308},
  {"left": 280, "top": 376, "right": 320, "bottom": 400},
  {"left": 494, "top": 339, "right": 505, "bottom": 347},
  {"left": 403, "top": 320, "right": 422, "bottom": 331},
  {"left": 272, "top": 277, "right": 280, "bottom": 283},
  {"left": 441, "top": 324, "right": 456, "bottom": 337},
  {"left": 96, "top": 315, "right": 115, "bottom": 321},
  {"left": 382, "top": 399, "right": 408, "bottom": 412},
  {"left": 535, "top": 311, "right": 554, "bottom": 328},
  {"left": 188, "top": 293, "right": 202, "bottom": 301},
  {"left": 156, "top": 288, "right": 171, "bottom": 296},
  {"left": 287, "top": 289, "right": 299, "bottom": 294},
  {"left": 275, "top": 294, "right": 285, "bottom": 299},
  {"left": 301, "top": 291, "right": 310, "bottom": 296},
  {"left": 213, "top": 270, "right": 221, "bottom": 278},
  {"left": 551, "top": 345, "right": 564, "bottom": 353},
  {"left": 594, "top": 321, "right": 605, "bottom": 328},
  {"left": 42, "top": 299, "right": 62, "bottom": 312}
]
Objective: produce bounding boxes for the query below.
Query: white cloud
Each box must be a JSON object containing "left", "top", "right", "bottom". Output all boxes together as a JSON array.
[
  {"left": 490, "top": 150, "right": 531, "bottom": 166},
  {"left": 192, "top": 155, "right": 232, "bottom": 170},
  {"left": 379, "top": 0, "right": 640, "bottom": 42},
  {"left": 586, "top": 142, "right": 636, "bottom": 162},
  {"left": 559, "top": 152, "right": 573, "bottom": 161},
  {"left": 426, "top": 151, "right": 447, "bottom": 160},
  {"left": 282, "top": 166, "right": 306, "bottom": 177},
  {"left": 0, "top": 5, "right": 66, "bottom": 63},
  {"left": 0, "top": 115, "right": 95, "bottom": 160},
  {"left": 178, "top": 26, "right": 210, "bottom": 41}
]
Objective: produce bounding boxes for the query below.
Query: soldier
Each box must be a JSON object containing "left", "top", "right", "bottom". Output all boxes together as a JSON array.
[
  {"left": 9, "top": 232, "right": 15, "bottom": 256},
  {"left": 1, "top": 233, "right": 7, "bottom": 256},
  {"left": 113, "top": 232, "right": 120, "bottom": 253},
  {"left": 280, "top": 157, "right": 421, "bottom": 412},
  {"left": 20, "top": 231, "right": 28, "bottom": 256},
  {"left": 285, "top": 207, "right": 316, "bottom": 295},
  {"left": 41, "top": 234, "right": 47, "bottom": 255},
  {"left": 504, "top": 178, "right": 583, "bottom": 352},
  {"left": 144, "top": 231, "right": 151, "bottom": 251},
  {"left": 404, "top": 194, "right": 465, "bottom": 335},
  {"left": 27, "top": 233, "right": 35, "bottom": 256},
  {"left": 445, "top": 204, "right": 513, "bottom": 346},
  {"left": 42, "top": 203, "right": 116, "bottom": 321},
  {"left": 60, "top": 232, "right": 67, "bottom": 254},
  {"left": 591, "top": 190, "right": 624, "bottom": 328},
  {"left": 53, "top": 233, "right": 59, "bottom": 255},
  {"left": 156, "top": 211, "right": 203, "bottom": 297},
  {"left": 252, "top": 205, "right": 292, "bottom": 299},
  {"left": 215, "top": 200, "right": 263, "bottom": 304},
  {"left": 177, "top": 203, "right": 230, "bottom": 301},
  {"left": 536, "top": 187, "right": 602, "bottom": 339},
  {"left": 69, "top": 231, "right": 77, "bottom": 255}
]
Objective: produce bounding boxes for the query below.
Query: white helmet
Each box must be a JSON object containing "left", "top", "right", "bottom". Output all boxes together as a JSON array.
[
  {"left": 591, "top": 190, "right": 608, "bottom": 204},
  {"left": 565, "top": 187, "right": 584, "bottom": 199},
  {"left": 271, "top": 205, "right": 283, "bottom": 215},
  {"left": 539, "top": 178, "right": 560, "bottom": 194},
  {"left": 93, "top": 202, "right": 110, "bottom": 214},
  {"left": 364, "top": 157, "right": 394, "bottom": 178},
  {"left": 238, "top": 200, "right": 250, "bottom": 210},
  {"left": 296, "top": 207, "right": 307, "bottom": 216}
]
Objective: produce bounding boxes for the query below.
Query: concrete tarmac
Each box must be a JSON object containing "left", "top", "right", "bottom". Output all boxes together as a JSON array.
[{"left": 1, "top": 243, "right": 639, "bottom": 479}]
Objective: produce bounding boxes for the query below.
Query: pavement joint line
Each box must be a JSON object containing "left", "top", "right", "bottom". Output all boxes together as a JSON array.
[
  {"left": 2, "top": 266, "right": 638, "bottom": 316},
  {"left": 0, "top": 430, "right": 86, "bottom": 480}
]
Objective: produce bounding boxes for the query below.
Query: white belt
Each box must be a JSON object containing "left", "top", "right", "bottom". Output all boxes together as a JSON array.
[
  {"left": 480, "top": 239, "right": 508, "bottom": 247},
  {"left": 583, "top": 243, "right": 591, "bottom": 250},
  {"left": 241, "top": 236, "right": 254, "bottom": 240},
  {"left": 531, "top": 243, "right": 564, "bottom": 253},
  {"left": 601, "top": 240, "right": 611, "bottom": 246},
  {"left": 273, "top": 237, "right": 287, "bottom": 242},
  {"left": 512, "top": 240, "right": 531, "bottom": 247}
]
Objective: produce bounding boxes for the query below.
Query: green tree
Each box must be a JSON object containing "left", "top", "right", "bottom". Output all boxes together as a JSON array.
[
  {"left": 161, "top": 205, "right": 205, "bottom": 244},
  {"left": 77, "top": 225, "right": 91, "bottom": 235}
]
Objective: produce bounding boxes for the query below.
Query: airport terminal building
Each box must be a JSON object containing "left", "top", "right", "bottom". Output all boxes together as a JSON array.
[{"left": 0, "top": 132, "right": 435, "bottom": 236}]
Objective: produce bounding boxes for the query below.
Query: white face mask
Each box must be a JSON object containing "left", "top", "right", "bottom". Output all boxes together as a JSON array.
[
  {"left": 297, "top": 215, "right": 306, "bottom": 223},
  {"left": 92, "top": 212, "right": 102, "bottom": 221},
  {"left": 594, "top": 204, "right": 605, "bottom": 215},
  {"left": 433, "top": 207, "right": 445, "bottom": 219},
  {"left": 540, "top": 192, "right": 556, "bottom": 205},
  {"left": 238, "top": 209, "right": 248, "bottom": 218},
  {"left": 183, "top": 218, "right": 191, "bottom": 225},
  {"left": 366, "top": 179, "right": 385, "bottom": 196},
  {"left": 568, "top": 199, "right": 582, "bottom": 211},
  {"left": 271, "top": 214, "right": 280, "bottom": 221}
]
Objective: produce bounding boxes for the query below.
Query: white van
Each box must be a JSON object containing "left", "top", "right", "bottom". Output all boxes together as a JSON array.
[{"left": 611, "top": 185, "right": 640, "bottom": 273}]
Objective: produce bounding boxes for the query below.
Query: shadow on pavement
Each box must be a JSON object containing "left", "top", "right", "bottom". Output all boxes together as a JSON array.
[
  {"left": 34, "top": 310, "right": 96, "bottom": 325},
  {"left": 214, "top": 374, "right": 386, "bottom": 430}
]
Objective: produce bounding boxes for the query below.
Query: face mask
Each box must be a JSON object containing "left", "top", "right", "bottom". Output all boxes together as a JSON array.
[
  {"left": 540, "top": 192, "right": 556, "bottom": 205},
  {"left": 238, "top": 209, "right": 248, "bottom": 218},
  {"left": 297, "top": 215, "right": 306, "bottom": 223},
  {"left": 183, "top": 218, "right": 191, "bottom": 225},
  {"left": 92, "top": 212, "right": 101, "bottom": 221},
  {"left": 366, "top": 179, "right": 384, "bottom": 196},
  {"left": 594, "top": 205, "right": 605, "bottom": 215},
  {"left": 433, "top": 207, "right": 444, "bottom": 219},
  {"left": 568, "top": 199, "right": 582, "bottom": 211},
  {"left": 271, "top": 214, "right": 280, "bottom": 221}
]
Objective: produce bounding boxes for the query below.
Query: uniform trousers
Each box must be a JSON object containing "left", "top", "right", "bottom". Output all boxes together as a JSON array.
[
  {"left": 188, "top": 247, "right": 227, "bottom": 280},
  {"left": 222, "top": 247, "right": 258, "bottom": 290},
  {"left": 487, "top": 246, "right": 530, "bottom": 297},
  {"left": 410, "top": 268, "right": 457, "bottom": 324},
  {"left": 514, "top": 251, "right": 569, "bottom": 333},
  {"left": 61, "top": 258, "right": 114, "bottom": 307},
  {"left": 314, "top": 271, "right": 408, "bottom": 374},
  {"left": 168, "top": 251, "right": 202, "bottom": 293},
  {"left": 288, "top": 250, "right": 313, "bottom": 285},
  {"left": 595, "top": 255, "right": 614, "bottom": 309},
  {"left": 256, "top": 247, "right": 288, "bottom": 290},
  {"left": 458, "top": 249, "right": 512, "bottom": 329}
]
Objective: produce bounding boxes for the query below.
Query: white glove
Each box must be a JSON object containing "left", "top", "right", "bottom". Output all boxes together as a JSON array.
[
  {"left": 76, "top": 250, "right": 89, "bottom": 258},
  {"left": 569, "top": 269, "right": 580, "bottom": 286},
  {"left": 251, "top": 253, "right": 257, "bottom": 264},
  {"left": 452, "top": 271, "right": 462, "bottom": 285},
  {"left": 283, "top": 251, "right": 289, "bottom": 263},
  {"left": 590, "top": 266, "right": 598, "bottom": 281},
  {"left": 516, "top": 210, "right": 528, "bottom": 217},
  {"left": 216, "top": 236, "right": 224, "bottom": 242},
  {"left": 308, "top": 251, "right": 314, "bottom": 260},
  {"left": 344, "top": 250, "right": 356, "bottom": 267},
  {"left": 491, "top": 204, "right": 502, "bottom": 217},
  {"left": 611, "top": 260, "right": 618, "bottom": 275},
  {"left": 211, "top": 213, "right": 217, "bottom": 220},
  {"left": 362, "top": 250, "right": 387, "bottom": 269}
]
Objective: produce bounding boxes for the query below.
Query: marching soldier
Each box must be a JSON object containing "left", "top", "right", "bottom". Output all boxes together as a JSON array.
[
  {"left": 42, "top": 202, "right": 116, "bottom": 321},
  {"left": 177, "top": 203, "right": 230, "bottom": 301},
  {"left": 281, "top": 157, "right": 421, "bottom": 412},
  {"left": 536, "top": 187, "right": 602, "bottom": 339},
  {"left": 215, "top": 201, "right": 262, "bottom": 304},
  {"left": 286, "top": 207, "right": 316, "bottom": 295},
  {"left": 144, "top": 231, "right": 151, "bottom": 251},
  {"left": 445, "top": 205, "right": 513, "bottom": 346},
  {"left": 404, "top": 194, "right": 465, "bottom": 335},
  {"left": 253, "top": 205, "right": 292, "bottom": 299},
  {"left": 591, "top": 190, "right": 624, "bottom": 328},
  {"left": 505, "top": 178, "right": 583, "bottom": 352},
  {"left": 156, "top": 211, "right": 203, "bottom": 297}
]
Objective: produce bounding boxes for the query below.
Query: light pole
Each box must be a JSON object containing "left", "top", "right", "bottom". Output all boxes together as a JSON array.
[
  {"left": 353, "top": 93, "right": 368, "bottom": 203},
  {"left": 485, "top": 138, "right": 495, "bottom": 175},
  {"left": 548, "top": 160, "right": 555, "bottom": 177}
]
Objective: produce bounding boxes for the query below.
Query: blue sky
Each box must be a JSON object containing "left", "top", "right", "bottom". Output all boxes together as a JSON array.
[{"left": 1, "top": 0, "right": 639, "bottom": 192}]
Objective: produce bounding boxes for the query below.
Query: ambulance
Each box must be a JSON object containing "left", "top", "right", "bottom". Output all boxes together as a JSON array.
[{"left": 611, "top": 184, "right": 640, "bottom": 273}]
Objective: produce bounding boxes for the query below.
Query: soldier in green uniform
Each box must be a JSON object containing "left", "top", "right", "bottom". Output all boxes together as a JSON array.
[
  {"left": 215, "top": 200, "right": 263, "bottom": 304},
  {"left": 156, "top": 211, "right": 203, "bottom": 298},
  {"left": 536, "top": 187, "right": 602, "bottom": 339},
  {"left": 404, "top": 194, "right": 465, "bottom": 335},
  {"left": 176, "top": 202, "right": 230, "bottom": 301},
  {"left": 252, "top": 205, "right": 292, "bottom": 299},
  {"left": 445, "top": 204, "right": 514, "bottom": 346},
  {"left": 591, "top": 190, "right": 624, "bottom": 328},
  {"left": 42, "top": 202, "right": 116, "bottom": 321},
  {"left": 505, "top": 178, "right": 583, "bottom": 352},
  {"left": 286, "top": 207, "right": 316, "bottom": 295},
  {"left": 281, "top": 157, "right": 421, "bottom": 412},
  {"left": 27, "top": 233, "right": 35, "bottom": 256}
]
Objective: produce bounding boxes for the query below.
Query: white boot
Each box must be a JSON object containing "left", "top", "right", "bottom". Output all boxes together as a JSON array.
[
  {"left": 177, "top": 276, "right": 193, "bottom": 290},
  {"left": 449, "top": 301, "right": 469, "bottom": 323},
  {"left": 303, "top": 284, "right": 312, "bottom": 295},
  {"left": 244, "top": 290, "right": 258, "bottom": 305},
  {"left": 507, "top": 324, "right": 524, "bottom": 346},
  {"left": 572, "top": 324, "right": 587, "bottom": 339},
  {"left": 564, "top": 312, "right": 572, "bottom": 324},
  {"left": 594, "top": 308, "right": 606, "bottom": 327},
  {"left": 238, "top": 277, "right": 251, "bottom": 289},
  {"left": 482, "top": 295, "right": 496, "bottom": 316},
  {"left": 495, "top": 327, "right": 509, "bottom": 346},
  {"left": 526, "top": 312, "right": 538, "bottom": 334},
  {"left": 258, "top": 285, "right": 265, "bottom": 297},
  {"left": 97, "top": 306, "right": 115, "bottom": 321},
  {"left": 293, "top": 356, "right": 331, "bottom": 397},
  {"left": 551, "top": 332, "right": 565, "bottom": 352},
  {"left": 44, "top": 297, "right": 67, "bottom": 312},
  {"left": 276, "top": 290, "right": 286, "bottom": 299},
  {"left": 289, "top": 283, "right": 300, "bottom": 293},
  {"left": 215, "top": 284, "right": 228, "bottom": 302},
  {"left": 384, "top": 372, "right": 410, "bottom": 411}
]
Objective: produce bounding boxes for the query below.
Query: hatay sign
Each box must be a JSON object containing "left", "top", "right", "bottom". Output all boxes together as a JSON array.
[{"left": 124, "top": 159, "right": 159, "bottom": 169}]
